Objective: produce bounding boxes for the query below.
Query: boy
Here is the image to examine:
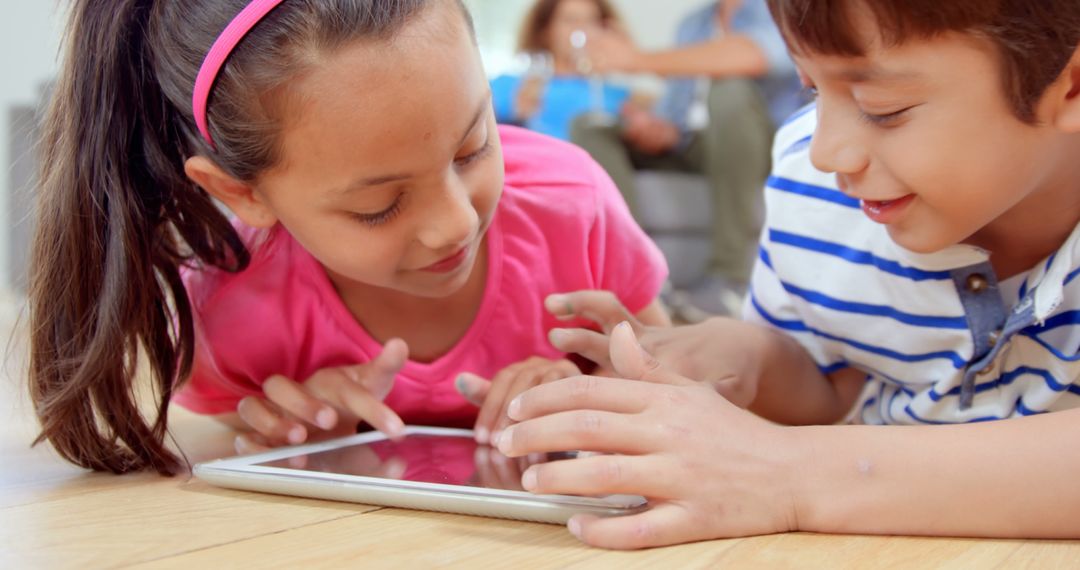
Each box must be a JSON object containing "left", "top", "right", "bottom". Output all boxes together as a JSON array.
[{"left": 491, "top": 0, "right": 1080, "bottom": 550}]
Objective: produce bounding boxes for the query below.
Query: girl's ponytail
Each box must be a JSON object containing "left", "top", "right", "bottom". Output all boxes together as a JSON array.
[{"left": 29, "top": 0, "right": 248, "bottom": 474}]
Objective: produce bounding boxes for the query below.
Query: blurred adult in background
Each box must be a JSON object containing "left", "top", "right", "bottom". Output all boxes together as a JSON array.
[
  {"left": 571, "top": 0, "right": 806, "bottom": 316},
  {"left": 491, "top": 0, "right": 636, "bottom": 141}
]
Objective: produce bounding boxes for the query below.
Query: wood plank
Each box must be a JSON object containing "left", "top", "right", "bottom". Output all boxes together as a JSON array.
[
  {"left": 0, "top": 478, "right": 382, "bottom": 569},
  {"left": 125, "top": 507, "right": 734, "bottom": 569}
]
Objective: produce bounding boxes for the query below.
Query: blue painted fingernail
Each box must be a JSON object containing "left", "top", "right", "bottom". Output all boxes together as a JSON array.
[{"left": 455, "top": 375, "right": 469, "bottom": 395}]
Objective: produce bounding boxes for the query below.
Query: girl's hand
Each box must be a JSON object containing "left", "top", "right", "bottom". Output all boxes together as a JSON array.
[
  {"left": 545, "top": 290, "right": 766, "bottom": 407},
  {"left": 496, "top": 323, "right": 802, "bottom": 549},
  {"left": 455, "top": 357, "right": 581, "bottom": 445},
  {"left": 234, "top": 339, "right": 409, "bottom": 454}
]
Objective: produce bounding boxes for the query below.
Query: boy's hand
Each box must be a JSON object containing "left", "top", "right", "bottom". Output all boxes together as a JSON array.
[
  {"left": 455, "top": 357, "right": 581, "bottom": 445},
  {"left": 545, "top": 291, "right": 765, "bottom": 407},
  {"left": 234, "top": 339, "right": 409, "bottom": 454},
  {"left": 497, "top": 323, "right": 801, "bottom": 549}
]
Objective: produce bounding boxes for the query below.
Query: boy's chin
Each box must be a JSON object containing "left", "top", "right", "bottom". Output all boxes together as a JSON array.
[{"left": 885, "top": 226, "right": 957, "bottom": 255}]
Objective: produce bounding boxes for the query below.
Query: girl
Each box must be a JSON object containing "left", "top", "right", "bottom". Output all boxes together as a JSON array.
[{"left": 30, "top": 0, "right": 668, "bottom": 475}]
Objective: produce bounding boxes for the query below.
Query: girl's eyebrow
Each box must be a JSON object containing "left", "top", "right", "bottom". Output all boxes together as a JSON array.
[{"left": 333, "top": 92, "right": 493, "bottom": 195}]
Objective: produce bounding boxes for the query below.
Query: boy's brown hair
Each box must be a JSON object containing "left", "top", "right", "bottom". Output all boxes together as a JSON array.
[{"left": 766, "top": 0, "right": 1080, "bottom": 122}]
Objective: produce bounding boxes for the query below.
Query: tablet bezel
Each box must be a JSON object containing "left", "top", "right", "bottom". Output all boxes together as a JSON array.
[{"left": 194, "top": 426, "right": 647, "bottom": 522}]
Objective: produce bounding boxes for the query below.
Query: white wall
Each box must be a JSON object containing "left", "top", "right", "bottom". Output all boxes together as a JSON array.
[{"left": 0, "top": 1, "right": 64, "bottom": 293}]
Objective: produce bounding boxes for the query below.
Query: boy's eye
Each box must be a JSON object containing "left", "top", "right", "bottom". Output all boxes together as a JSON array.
[
  {"left": 859, "top": 106, "right": 916, "bottom": 127},
  {"left": 454, "top": 141, "right": 493, "bottom": 167}
]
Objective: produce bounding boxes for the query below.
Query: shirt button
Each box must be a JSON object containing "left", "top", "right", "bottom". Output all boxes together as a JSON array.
[
  {"left": 966, "top": 274, "right": 989, "bottom": 293},
  {"left": 987, "top": 329, "right": 1002, "bottom": 347}
]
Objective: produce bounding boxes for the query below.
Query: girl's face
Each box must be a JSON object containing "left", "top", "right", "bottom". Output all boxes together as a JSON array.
[
  {"left": 546, "top": 0, "right": 605, "bottom": 63},
  {"left": 250, "top": 2, "right": 504, "bottom": 299}
]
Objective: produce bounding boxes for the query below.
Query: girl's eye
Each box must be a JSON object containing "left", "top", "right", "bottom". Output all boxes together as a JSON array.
[
  {"left": 454, "top": 141, "right": 493, "bottom": 167},
  {"left": 351, "top": 194, "right": 403, "bottom": 227}
]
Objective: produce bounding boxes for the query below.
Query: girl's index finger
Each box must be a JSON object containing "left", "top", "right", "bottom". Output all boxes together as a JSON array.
[
  {"left": 348, "top": 338, "right": 409, "bottom": 400},
  {"left": 262, "top": 375, "right": 338, "bottom": 431}
]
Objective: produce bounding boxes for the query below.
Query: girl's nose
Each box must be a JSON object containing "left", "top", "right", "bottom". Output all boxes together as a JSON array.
[{"left": 416, "top": 178, "right": 478, "bottom": 250}]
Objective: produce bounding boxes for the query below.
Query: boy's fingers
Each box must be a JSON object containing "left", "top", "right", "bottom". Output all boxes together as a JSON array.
[
  {"left": 548, "top": 328, "right": 613, "bottom": 368},
  {"left": 507, "top": 376, "right": 653, "bottom": 422},
  {"left": 262, "top": 375, "right": 338, "bottom": 431},
  {"left": 609, "top": 322, "right": 694, "bottom": 387},
  {"left": 570, "top": 504, "right": 698, "bottom": 550},
  {"left": 237, "top": 396, "right": 306, "bottom": 445},
  {"left": 497, "top": 409, "right": 656, "bottom": 458},
  {"left": 493, "top": 368, "right": 546, "bottom": 437},
  {"left": 523, "top": 454, "right": 676, "bottom": 498},
  {"left": 494, "top": 364, "right": 575, "bottom": 436},
  {"left": 473, "top": 367, "right": 519, "bottom": 445},
  {"left": 544, "top": 291, "right": 641, "bottom": 333}
]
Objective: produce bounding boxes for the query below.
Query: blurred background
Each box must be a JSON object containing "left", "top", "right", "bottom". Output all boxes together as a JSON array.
[
  {"left": 4, "top": 0, "right": 801, "bottom": 320},
  {"left": 0, "top": 0, "right": 715, "bottom": 293}
]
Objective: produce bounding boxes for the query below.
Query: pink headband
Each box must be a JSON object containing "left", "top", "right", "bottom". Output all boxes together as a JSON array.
[{"left": 192, "top": 0, "right": 287, "bottom": 148}]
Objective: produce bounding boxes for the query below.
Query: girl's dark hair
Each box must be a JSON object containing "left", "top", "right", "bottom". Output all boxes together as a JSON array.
[
  {"left": 31, "top": 0, "right": 471, "bottom": 474},
  {"left": 766, "top": 0, "right": 1080, "bottom": 122},
  {"left": 517, "top": 0, "right": 621, "bottom": 53}
]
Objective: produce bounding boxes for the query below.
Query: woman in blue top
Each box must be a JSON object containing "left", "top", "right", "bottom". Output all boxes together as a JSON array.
[{"left": 491, "top": 0, "right": 632, "bottom": 141}]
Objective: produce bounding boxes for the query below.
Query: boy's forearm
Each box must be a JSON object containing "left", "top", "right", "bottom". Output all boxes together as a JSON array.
[
  {"left": 748, "top": 327, "right": 861, "bottom": 425},
  {"left": 790, "top": 408, "right": 1080, "bottom": 538}
]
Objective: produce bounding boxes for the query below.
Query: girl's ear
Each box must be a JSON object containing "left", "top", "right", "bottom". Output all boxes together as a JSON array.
[
  {"left": 184, "top": 156, "right": 279, "bottom": 228},
  {"left": 1049, "top": 44, "right": 1080, "bottom": 133}
]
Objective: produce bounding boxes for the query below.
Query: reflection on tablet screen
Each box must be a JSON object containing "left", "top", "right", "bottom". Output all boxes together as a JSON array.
[{"left": 256, "top": 435, "right": 577, "bottom": 491}]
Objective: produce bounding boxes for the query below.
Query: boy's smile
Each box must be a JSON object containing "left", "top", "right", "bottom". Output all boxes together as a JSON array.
[{"left": 793, "top": 9, "right": 1080, "bottom": 277}]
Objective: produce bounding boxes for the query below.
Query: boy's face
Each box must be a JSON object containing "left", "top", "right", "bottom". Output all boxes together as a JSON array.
[{"left": 794, "top": 18, "right": 1080, "bottom": 255}]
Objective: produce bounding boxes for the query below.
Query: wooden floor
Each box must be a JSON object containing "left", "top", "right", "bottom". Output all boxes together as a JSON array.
[{"left": 2, "top": 299, "right": 1078, "bottom": 568}]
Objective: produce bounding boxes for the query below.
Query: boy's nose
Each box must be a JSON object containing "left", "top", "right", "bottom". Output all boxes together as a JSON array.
[{"left": 808, "top": 110, "right": 869, "bottom": 175}]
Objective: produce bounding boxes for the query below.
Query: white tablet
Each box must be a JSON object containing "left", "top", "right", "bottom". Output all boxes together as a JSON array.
[{"left": 194, "top": 426, "right": 647, "bottom": 524}]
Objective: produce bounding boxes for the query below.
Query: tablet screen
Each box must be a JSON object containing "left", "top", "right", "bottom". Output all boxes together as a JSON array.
[{"left": 254, "top": 434, "right": 574, "bottom": 491}]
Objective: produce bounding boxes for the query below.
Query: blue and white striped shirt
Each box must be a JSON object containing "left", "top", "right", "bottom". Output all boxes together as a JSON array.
[{"left": 745, "top": 106, "right": 1080, "bottom": 425}]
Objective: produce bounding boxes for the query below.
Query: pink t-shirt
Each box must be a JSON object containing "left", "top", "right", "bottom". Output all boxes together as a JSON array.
[{"left": 173, "top": 126, "right": 668, "bottom": 426}]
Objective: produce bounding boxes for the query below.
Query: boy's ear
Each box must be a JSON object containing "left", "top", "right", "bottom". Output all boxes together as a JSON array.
[
  {"left": 1050, "top": 45, "right": 1080, "bottom": 132},
  {"left": 184, "top": 156, "right": 279, "bottom": 229}
]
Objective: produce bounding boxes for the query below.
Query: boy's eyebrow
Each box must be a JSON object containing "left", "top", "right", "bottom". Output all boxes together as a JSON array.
[
  {"left": 828, "top": 64, "right": 920, "bottom": 84},
  {"left": 336, "top": 94, "right": 492, "bottom": 193}
]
